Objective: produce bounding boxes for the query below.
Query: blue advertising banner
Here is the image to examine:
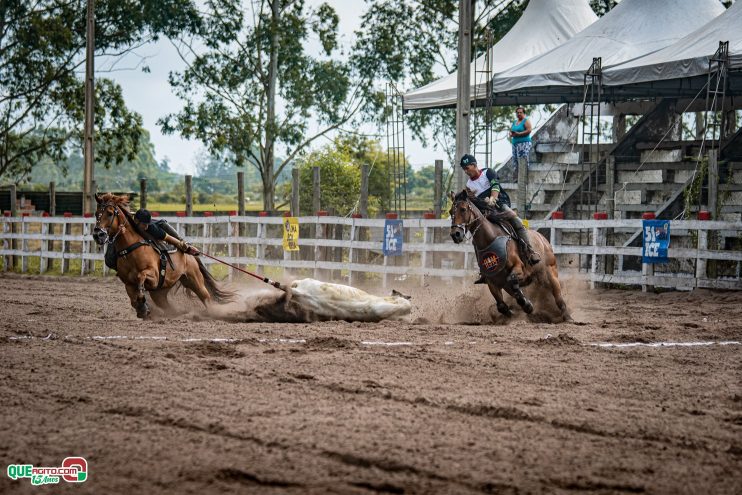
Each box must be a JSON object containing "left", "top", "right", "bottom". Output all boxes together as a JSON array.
[
  {"left": 642, "top": 219, "right": 670, "bottom": 264},
  {"left": 382, "top": 219, "right": 404, "bottom": 256}
]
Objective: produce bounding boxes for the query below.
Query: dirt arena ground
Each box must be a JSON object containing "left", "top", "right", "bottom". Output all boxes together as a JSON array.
[{"left": 1, "top": 273, "right": 741, "bottom": 494}]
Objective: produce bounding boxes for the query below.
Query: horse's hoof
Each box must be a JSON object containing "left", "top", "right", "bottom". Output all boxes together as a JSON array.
[
  {"left": 497, "top": 304, "right": 512, "bottom": 317},
  {"left": 137, "top": 303, "right": 151, "bottom": 319}
]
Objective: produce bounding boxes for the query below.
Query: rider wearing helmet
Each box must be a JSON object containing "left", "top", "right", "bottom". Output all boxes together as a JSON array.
[{"left": 460, "top": 154, "right": 540, "bottom": 284}]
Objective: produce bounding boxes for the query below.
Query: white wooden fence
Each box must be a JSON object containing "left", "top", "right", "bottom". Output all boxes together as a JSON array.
[{"left": 1, "top": 215, "right": 740, "bottom": 290}]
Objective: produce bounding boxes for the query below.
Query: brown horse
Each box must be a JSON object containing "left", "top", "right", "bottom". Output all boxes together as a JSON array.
[
  {"left": 93, "top": 193, "right": 233, "bottom": 319},
  {"left": 449, "top": 191, "right": 571, "bottom": 321}
]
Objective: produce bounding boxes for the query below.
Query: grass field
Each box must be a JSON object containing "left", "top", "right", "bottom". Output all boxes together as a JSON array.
[
  {"left": 145, "top": 202, "right": 265, "bottom": 213},
  {"left": 145, "top": 200, "right": 438, "bottom": 214}
]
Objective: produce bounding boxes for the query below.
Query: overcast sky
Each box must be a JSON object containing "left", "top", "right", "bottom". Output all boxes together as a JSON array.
[{"left": 101, "top": 0, "right": 512, "bottom": 176}]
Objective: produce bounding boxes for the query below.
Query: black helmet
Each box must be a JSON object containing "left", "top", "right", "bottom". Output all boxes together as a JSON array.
[
  {"left": 460, "top": 154, "right": 477, "bottom": 168},
  {"left": 134, "top": 209, "right": 152, "bottom": 224}
]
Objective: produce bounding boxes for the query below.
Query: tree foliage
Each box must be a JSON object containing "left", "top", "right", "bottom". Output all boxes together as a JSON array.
[
  {"left": 296, "top": 146, "right": 360, "bottom": 216},
  {"left": 290, "top": 136, "right": 417, "bottom": 217},
  {"left": 28, "top": 129, "right": 179, "bottom": 192},
  {"left": 351, "top": 0, "right": 528, "bottom": 163},
  {"left": 351, "top": 0, "right": 621, "bottom": 164},
  {"left": 160, "top": 0, "right": 361, "bottom": 210},
  {"left": 0, "top": 0, "right": 200, "bottom": 181}
]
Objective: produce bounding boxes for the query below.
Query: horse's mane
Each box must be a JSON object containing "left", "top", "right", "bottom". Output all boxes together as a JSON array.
[
  {"left": 97, "top": 192, "right": 131, "bottom": 211},
  {"left": 97, "top": 192, "right": 145, "bottom": 238},
  {"left": 453, "top": 189, "right": 489, "bottom": 215}
]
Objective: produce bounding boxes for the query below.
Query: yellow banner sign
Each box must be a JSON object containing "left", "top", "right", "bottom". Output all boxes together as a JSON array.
[{"left": 282, "top": 217, "right": 299, "bottom": 251}]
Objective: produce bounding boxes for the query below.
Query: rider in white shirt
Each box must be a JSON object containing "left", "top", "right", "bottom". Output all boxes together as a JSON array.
[{"left": 460, "top": 154, "right": 540, "bottom": 283}]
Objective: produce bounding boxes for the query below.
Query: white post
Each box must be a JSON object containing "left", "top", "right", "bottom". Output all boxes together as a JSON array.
[
  {"left": 229, "top": 218, "right": 236, "bottom": 282},
  {"left": 21, "top": 218, "right": 28, "bottom": 273},
  {"left": 2, "top": 219, "right": 9, "bottom": 271},
  {"left": 203, "top": 220, "right": 210, "bottom": 258},
  {"left": 40, "top": 221, "right": 49, "bottom": 273},
  {"left": 256, "top": 218, "right": 265, "bottom": 276},
  {"left": 347, "top": 219, "right": 357, "bottom": 285},
  {"left": 313, "top": 216, "right": 321, "bottom": 280},
  {"left": 81, "top": 221, "right": 88, "bottom": 275},
  {"left": 590, "top": 225, "right": 600, "bottom": 290},
  {"left": 421, "top": 224, "right": 430, "bottom": 286},
  {"left": 696, "top": 227, "right": 708, "bottom": 284},
  {"left": 62, "top": 220, "right": 70, "bottom": 274}
]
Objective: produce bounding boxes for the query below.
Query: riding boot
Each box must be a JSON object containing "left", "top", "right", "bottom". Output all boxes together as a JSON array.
[
  {"left": 474, "top": 272, "right": 487, "bottom": 284},
  {"left": 511, "top": 217, "right": 541, "bottom": 265}
]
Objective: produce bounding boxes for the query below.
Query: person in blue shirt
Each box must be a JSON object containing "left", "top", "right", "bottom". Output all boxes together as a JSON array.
[
  {"left": 510, "top": 106, "right": 532, "bottom": 174},
  {"left": 460, "top": 154, "right": 540, "bottom": 284}
]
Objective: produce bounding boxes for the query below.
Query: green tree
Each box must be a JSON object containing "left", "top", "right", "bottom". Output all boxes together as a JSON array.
[
  {"left": 351, "top": 0, "right": 529, "bottom": 163},
  {"left": 28, "top": 128, "right": 180, "bottom": 192},
  {"left": 296, "top": 146, "right": 360, "bottom": 216},
  {"left": 160, "top": 0, "right": 361, "bottom": 211},
  {"left": 589, "top": 0, "right": 619, "bottom": 16},
  {"left": 335, "top": 136, "right": 401, "bottom": 215},
  {"left": 0, "top": 0, "right": 200, "bottom": 181},
  {"left": 351, "top": 0, "right": 617, "bottom": 164}
]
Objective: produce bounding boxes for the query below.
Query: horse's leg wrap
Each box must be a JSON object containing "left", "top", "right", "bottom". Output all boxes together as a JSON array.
[
  {"left": 497, "top": 301, "right": 512, "bottom": 316},
  {"left": 488, "top": 285, "right": 512, "bottom": 317},
  {"left": 507, "top": 272, "right": 534, "bottom": 314},
  {"left": 136, "top": 282, "right": 150, "bottom": 319}
]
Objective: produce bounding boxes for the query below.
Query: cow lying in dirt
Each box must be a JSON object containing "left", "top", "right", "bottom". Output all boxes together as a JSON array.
[{"left": 233, "top": 278, "right": 409, "bottom": 323}]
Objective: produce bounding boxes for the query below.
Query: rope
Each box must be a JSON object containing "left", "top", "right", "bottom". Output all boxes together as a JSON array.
[{"left": 199, "top": 251, "right": 285, "bottom": 291}]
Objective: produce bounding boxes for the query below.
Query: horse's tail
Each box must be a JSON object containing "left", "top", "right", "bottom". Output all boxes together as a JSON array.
[{"left": 196, "top": 257, "right": 235, "bottom": 304}]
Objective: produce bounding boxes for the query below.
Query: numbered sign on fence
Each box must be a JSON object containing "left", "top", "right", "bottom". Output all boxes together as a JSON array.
[
  {"left": 382, "top": 219, "right": 403, "bottom": 256},
  {"left": 282, "top": 217, "right": 299, "bottom": 251},
  {"left": 642, "top": 219, "right": 670, "bottom": 264}
]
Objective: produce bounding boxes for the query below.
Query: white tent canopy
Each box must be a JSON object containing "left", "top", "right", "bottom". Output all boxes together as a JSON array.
[
  {"left": 490, "top": 0, "right": 725, "bottom": 95},
  {"left": 401, "top": 0, "right": 597, "bottom": 110},
  {"left": 603, "top": 1, "right": 742, "bottom": 87}
]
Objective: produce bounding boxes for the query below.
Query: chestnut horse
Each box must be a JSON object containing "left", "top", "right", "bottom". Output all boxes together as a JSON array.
[
  {"left": 449, "top": 191, "right": 571, "bottom": 321},
  {"left": 93, "top": 193, "right": 233, "bottom": 318}
]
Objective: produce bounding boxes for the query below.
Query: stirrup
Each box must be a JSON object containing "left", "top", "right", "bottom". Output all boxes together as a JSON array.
[{"left": 474, "top": 273, "right": 487, "bottom": 284}]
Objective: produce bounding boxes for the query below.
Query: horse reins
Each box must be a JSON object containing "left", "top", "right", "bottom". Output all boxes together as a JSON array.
[
  {"left": 96, "top": 203, "right": 126, "bottom": 245},
  {"left": 452, "top": 199, "right": 483, "bottom": 240}
]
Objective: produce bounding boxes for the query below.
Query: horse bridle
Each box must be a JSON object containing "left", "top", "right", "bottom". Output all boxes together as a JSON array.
[
  {"left": 451, "top": 199, "right": 482, "bottom": 239},
  {"left": 94, "top": 203, "right": 125, "bottom": 245}
]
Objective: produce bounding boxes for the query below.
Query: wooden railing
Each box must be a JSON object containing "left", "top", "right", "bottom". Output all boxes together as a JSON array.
[{"left": 1, "top": 215, "right": 740, "bottom": 290}]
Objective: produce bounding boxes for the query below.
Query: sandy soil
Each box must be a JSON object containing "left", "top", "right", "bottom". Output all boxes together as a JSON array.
[{"left": 1, "top": 273, "right": 741, "bottom": 494}]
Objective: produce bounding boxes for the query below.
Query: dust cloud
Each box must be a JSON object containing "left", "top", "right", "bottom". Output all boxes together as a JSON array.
[{"left": 202, "top": 275, "right": 575, "bottom": 325}]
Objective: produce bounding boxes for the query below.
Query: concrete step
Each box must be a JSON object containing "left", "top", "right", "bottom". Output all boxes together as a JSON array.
[
  {"left": 502, "top": 182, "right": 575, "bottom": 191},
  {"left": 527, "top": 162, "right": 589, "bottom": 172},
  {"left": 615, "top": 161, "right": 700, "bottom": 171}
]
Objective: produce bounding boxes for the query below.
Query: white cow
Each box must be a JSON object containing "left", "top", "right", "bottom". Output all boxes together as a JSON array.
[{"left": 286, "top": 278, "right": 411, "bottom": 322}]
